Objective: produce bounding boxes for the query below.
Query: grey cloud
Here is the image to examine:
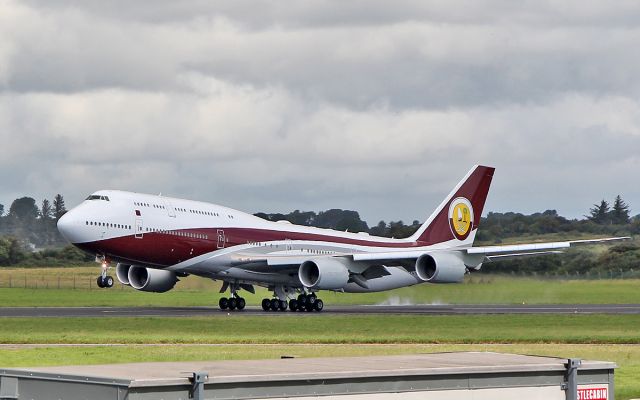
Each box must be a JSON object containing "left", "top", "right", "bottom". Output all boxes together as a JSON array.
[{"left": 1, "top": 1, "right": 639, "bottom": 224}]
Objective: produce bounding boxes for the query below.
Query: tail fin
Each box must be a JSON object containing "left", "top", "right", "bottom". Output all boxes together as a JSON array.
[{"left": 408, "top": 165, "right": 495, "bottom": 247}]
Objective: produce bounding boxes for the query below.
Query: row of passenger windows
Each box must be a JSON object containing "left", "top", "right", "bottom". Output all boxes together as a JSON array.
[
  {"left": 145, "top": 227, "right": 208, "bottom": 240},
  {"left": 134, "top": 201, "right": 165, "bottom": 209},
  {"left": 246, "top": 241, "right": 335, "bottom": 255},
  {"left": 87, "top": 221, "right": 131, "bottom": 230},
  {"left": 133, "top": 201, "right": 234, "bottom": 219}
]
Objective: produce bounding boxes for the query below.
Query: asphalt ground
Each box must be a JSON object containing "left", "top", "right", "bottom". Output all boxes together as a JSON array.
[{"left": 1, "top": 304, "right": 640, "bottom": 317}]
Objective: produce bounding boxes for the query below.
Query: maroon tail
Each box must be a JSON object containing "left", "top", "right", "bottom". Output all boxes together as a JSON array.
[{"left": 409, "top": 165, "right": 495, "bottom": 246}]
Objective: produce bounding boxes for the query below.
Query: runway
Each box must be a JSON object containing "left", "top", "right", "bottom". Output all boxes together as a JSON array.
[{"left": 1, "top": 304, "right": 640, "bottom": 317}]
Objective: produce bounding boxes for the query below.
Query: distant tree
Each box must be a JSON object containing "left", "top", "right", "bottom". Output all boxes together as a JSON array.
[
  {"left": 53, "top": 194, "right": 67, "bottom": 220},
  {"left": 588, "top": 200, "right": 611, "bottom": 224},
  {"left": 0, "top": 204, "right": 4, "bottom": 217},
  {"left": 40, "top": 199, "right": 53, "bottom": 220},
  {"left": 610, "top": 195, "right": 631, "bottom": 224},
  {"left": 369, "top": 221, "right": 387, "bottom": 237},
  {"left": 9, "top": 197, "right": 39, "bottom": 220},
  {"left": 0, "top": 236, "right": 26, "bottom": 265}
]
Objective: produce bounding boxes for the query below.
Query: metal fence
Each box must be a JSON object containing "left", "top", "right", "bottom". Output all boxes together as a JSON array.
[{"left": 0, "top": 274, "right": 127, "bottom": 290}]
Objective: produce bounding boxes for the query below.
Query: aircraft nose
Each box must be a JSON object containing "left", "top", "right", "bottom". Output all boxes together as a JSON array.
[{"left": 57, "top": 211, "right": 80, "bottom": 243}]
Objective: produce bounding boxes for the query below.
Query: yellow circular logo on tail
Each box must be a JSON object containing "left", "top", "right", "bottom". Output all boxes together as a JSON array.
[{"left": 448, "top": 198, "right": 474, "bottom": 240}]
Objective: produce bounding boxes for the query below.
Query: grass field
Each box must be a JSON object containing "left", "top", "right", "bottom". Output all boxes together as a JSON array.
[
  {"left": 0, "top": 314, "right": 638, "bottom": 344},
  {"left": 1, "top": 266, "right": 639, "bottom": 306}
]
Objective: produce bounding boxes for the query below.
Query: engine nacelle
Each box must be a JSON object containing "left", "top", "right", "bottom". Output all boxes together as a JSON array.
[
  {"left": 299, "top": 258, "right": 349, "bottom": 290},
  {"left": 116, "top": 263, "right": 131, "bottom": 285},
  {"left": 128, "top": 265, "right": 178, "bottom": 293},
  {"left": 415, "top": 252, "right": 466, "bottom": 283}
]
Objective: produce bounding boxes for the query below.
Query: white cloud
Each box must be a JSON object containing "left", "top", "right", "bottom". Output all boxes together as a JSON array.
[{"left": 1, "top": 0, "right": 639, "bottom": 222}]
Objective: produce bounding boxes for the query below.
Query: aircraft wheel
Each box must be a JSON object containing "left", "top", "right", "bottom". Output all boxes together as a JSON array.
[
  {"left": 96, "top": 276, "right": 105, "bottom": 288},
  {"left": 236, "top": 297, "right": 246, "bottom": 310},
  {"left": 228, "top": 297, "right": 237, "bottom": 310},
  {"left": 289, "top": 299, "right": 298, "bottom": 311},
  {"left": 307, "top": 293, "right": 317, "bottom": 305},
  {"left": 270, "top": 298, "right": 280, "bottom": 311},
  {"left": 261, "top": 299, "right": 271, "bottom": 311},
  {"left": 219, "top": 297, "right": 229, "bottom": 310},
  {"left": 104, "top": 276, "right": 114, "bottom": 288},
  {"left": 314, "top": 299, "right": 324, "bottom": 312},
  {"left": 297, "top": 294, "right": 306, "bottom": 304},
  {"left": 279, "top": 300, "right": 288, "bottom": 311}
]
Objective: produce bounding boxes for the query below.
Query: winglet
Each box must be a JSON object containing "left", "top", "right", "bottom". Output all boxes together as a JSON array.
[{"left": 409, "top": 165, "right": 495, "bottom": 246}]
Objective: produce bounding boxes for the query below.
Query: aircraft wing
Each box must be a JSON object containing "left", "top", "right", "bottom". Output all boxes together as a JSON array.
[
  {"left": 467, "top": 237, "right": 631, "bottom": 261},
  {"left": 352, "top": 236, "right": 631, "bottom": 263}
]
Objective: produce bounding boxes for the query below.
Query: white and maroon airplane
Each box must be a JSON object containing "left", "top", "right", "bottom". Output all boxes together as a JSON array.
[{"left": 57, "top": 165, "right": 627, "bottom": 312}]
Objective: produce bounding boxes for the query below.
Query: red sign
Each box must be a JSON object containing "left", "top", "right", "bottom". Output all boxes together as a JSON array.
[{"left": 578, "top": 387, "right": 608, "bottom": 400}]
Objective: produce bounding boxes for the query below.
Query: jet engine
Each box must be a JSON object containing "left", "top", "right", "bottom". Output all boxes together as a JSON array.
[
  {"left": 116, "top": 263, "right": 131, "bottom": 285},
  {"left": 298, "top": 258, "right": 349, "bottom": 290},
  {"left": 127, "top": 265, "right": 178, "bottom": 293},
  {"left": 415, "top": 252, "right": 466, "bottom": 283}
]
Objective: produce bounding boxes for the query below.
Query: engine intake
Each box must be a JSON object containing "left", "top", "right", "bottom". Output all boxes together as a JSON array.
[
  {"left": 415, "top": 252, "right": 466, "bottom": 283},
  {"left": 128, "top": 265, "right": 178, "bottom": 293},
  {"left": 299, "top": 259, "right": 349, "bottom": 290},
  {"left": 116, "top": 263, "right": 131, "bottom": 285}
]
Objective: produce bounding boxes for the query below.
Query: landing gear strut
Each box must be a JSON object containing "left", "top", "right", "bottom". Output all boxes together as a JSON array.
[{"left": 95, "top": 256, "right": 114, "bottom": 289}]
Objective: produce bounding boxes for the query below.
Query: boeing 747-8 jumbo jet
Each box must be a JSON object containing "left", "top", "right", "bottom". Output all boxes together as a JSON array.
[{"left": 57, "top": 165, "right": 628, "bottom": 312}]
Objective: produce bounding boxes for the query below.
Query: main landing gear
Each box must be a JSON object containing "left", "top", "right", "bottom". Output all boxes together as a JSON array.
[
  {"left": 261, "top": 298, "right": 288, "bottom": 311},
  {"left": 261, "top": 293, "right": 324, "bottom": 312},
  {"left": 218, "top": 281, "right": 249, "bottom": 311},
  {"left": 219, "top": 296, "right": 246, "bottom": 311},
  {"left": 289, "top": 293, "right": 324, "bottom": 312},
  {"left": 95, "top": 255, "right": 114, "bottom": 289}
]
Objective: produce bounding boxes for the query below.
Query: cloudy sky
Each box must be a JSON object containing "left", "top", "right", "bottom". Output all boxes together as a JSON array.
[{"left": 1, "top": 0, "right": 639, "bottom": 224}]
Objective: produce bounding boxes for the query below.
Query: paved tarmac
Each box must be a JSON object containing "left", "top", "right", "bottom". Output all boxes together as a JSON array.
[{"left": 1, "top": 304, "right": 640, "bottom": 317}]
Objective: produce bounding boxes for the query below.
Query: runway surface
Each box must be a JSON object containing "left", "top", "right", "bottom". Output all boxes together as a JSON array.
[{"left": 1, "top": 304, "right": 640, "bottom": 317}]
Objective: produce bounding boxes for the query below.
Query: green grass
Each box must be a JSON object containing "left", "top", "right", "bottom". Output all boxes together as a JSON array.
[
  {"left": 0, "top": 343, "right": 638, "bottom": 400},
  {"left": 0, "top": 314, "right": 638, "bottom": 344}
]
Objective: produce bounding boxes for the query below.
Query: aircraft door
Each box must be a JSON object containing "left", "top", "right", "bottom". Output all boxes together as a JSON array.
[
  {"left": 164, "top": 200, "right": 176, "bottom": 218},
  {"left": 217, "top": 229, "right": 225, "bottom": 249},
  {"left": 135, "top": 218, "right": 144, "bottom": 239}
]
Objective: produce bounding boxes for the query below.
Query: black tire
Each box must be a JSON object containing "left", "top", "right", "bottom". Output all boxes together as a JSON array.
[
  {"left": 308, "top": 293, "right": 317, "bottom": 305},
  {"left": 105, "top": 276, "right": 114, "bottom": 288},
  {"left": 289, "top": 299, "right": 298, "bottom": 311},
  {"left": 96, "top": 276, "right": 105, "bottom": 288},
  {"left": 297, "top": 294, "right": 306, "bottom": 304},
  {"left": 228, "top": 298, "right": 237, "bottom": 310},
  {"left": 270, "top": 298, "right": 279, "bottom": 311},
  {"left": 314, "top": 299, "right": 324, "bottom": 312},
  {"left": 237, "top": 297, "right": 246, "bottom": 310},
  {"left": 219, "top": 297, "right": 229, "bottom": 310},
  {"left": 279, "top": 300, "right": 288, "bottom": 311},
  {"left": 261, "top": 299, "right": 271, "bottom": 311}
]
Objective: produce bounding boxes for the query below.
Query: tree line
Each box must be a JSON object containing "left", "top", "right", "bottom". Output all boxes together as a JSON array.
[{"left": 0, "top": 195, "right": 92, "bottom": 265}]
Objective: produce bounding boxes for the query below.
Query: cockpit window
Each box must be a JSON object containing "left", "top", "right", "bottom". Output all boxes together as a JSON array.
[{"left": 86, "top": 195, "right": 110, "bottom": 201}]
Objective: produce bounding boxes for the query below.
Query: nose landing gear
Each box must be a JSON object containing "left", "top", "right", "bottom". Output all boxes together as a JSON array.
[{"left": 95, "top": 255, "right": 114, "bottom": 289}]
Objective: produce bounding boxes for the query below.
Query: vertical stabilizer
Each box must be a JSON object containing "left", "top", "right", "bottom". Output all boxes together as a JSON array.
[{"left": 408, "top": 165, "right": 495, "bottom": 247}]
